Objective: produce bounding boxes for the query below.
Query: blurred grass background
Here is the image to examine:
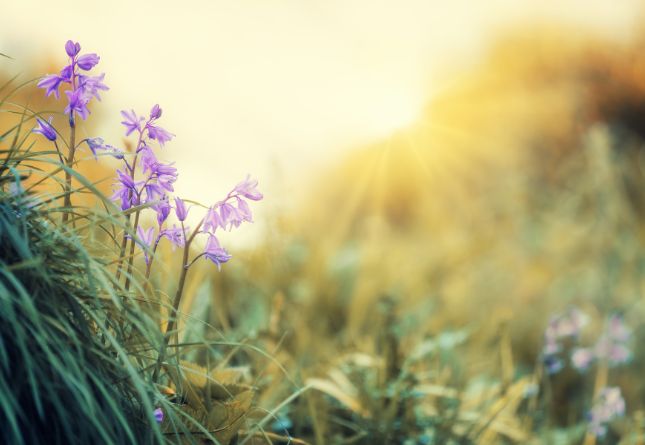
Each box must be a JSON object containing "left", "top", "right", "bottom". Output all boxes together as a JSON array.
[{"left": 1, "top": 6, "right": 644, "bottom": 444}]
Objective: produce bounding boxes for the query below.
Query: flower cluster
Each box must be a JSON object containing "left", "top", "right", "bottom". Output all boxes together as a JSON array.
[
  {"left": 587, "top": 387, "right": 625, "bottom": 438},
  {"left": 33, "top": 40, "right": 262, "bottom": 282},
  {"left": 112, "top": 105, "right": 262, "bottom": 271},
  {"left": 111, "top": 106, "right": 176, "bottom": 212},
  {"left": 37, "top": 40, "right": 107, "bottom": 127},
  {"left": 572, "top": 314, "right": 631, "bottom": 371},
  {"left": 542, "top": 308, "right": 632, "bottom": 374},
  {"left": 542, "top": 307, "right": 589, "bottom": 374}
]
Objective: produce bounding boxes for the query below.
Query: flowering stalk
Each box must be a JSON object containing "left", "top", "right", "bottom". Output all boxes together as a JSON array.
[
  {"left": 152, "top": 180, "right": 261, "bottom": 381},
  {"left": 36, "top": 40, "right": 107, "bottom": 223}
]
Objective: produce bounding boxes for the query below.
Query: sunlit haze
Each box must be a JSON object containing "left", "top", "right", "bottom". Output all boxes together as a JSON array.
[{"left": 1, "top": 0, "right": 642, "bottom": 244}]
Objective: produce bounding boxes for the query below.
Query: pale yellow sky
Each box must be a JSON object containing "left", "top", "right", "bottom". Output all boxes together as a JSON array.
[{"left": 1, "top": 0, "right": 642, "bottom": 245}]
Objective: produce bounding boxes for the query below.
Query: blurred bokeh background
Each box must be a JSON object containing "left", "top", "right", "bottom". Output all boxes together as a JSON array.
[{"left": 2, "top": 1, "right": 645, "bottom": 443}]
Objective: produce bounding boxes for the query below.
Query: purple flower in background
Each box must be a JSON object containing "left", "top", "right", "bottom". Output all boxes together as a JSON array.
[
  {"left": 234, "top": 175, "right": 263, "bottom": 201},
  {"left": 587, "top": 387, "right": 625, "bottom": 438},
  {"left": 65, "top": 40, "right": 81, "bottom": 57},
  {"left": 37, "top": 74, "right": 64, "bottom": 99},
  {"left": 607, "top": 314, "right": 630, "bottom": 342},
  {"left": 203, "top": 235, "right": 232, "bottom": 270},
  {"left": 32, "top": 117, "right": 57, "bottom": 141},
  {"left": 593, "top": 314, "right": 632, "bottom": 367},
  {"left": 204, "top": 206, "right": 225, "bottom": 233},
  {"left": 121, "top": 109, "right": 143, "bottom": 136},
  {"left": 571, "top": 348, "right": 595, "bottom": 371},
  {"left": 76, "top": 53, "right": 100, "bottom": 70},
  {"left": 545, "top": 307, "right": 589, "bottom": 341},
  {"left": 543, "top": 306, "right": 589, "bottom": 375},
  {"left": 174, "top": 197, "right": 188, "bottom": 221},
  {"left": 544, "top": 355, "right": 564, "bottom": 375},
  {"left": 153, "top": 408, "right": 164, "bottom": 424},
  {"left": 147, "top": 124, "right": 174, "bottom": 147}
]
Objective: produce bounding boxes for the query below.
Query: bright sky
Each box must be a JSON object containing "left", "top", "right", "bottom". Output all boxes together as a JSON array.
[{"left": 1, "top": 0, "right": 642, "bottom": 244}]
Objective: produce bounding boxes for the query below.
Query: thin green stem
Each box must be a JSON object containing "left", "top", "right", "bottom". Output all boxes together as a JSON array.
[
  {"left": 123, "top": 209, "right": 142, "bottom": 291},
  {"left": 152, "top": 218, "right": 204, "bottom": 382},
  {"left": 61, "top": 123, "right": 76, "bottom": 223}
]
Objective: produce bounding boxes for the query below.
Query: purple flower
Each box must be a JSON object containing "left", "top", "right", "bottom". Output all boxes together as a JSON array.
[
  {"left": 65, "top": 40, "right": 81, "bottom": 58},
  {"left": 37, "top": 74, "right": 64, "bottom": 99},
  {"left": 588, "top": 387, "right": 625, "bottom": 438},
  {"left": 544, "top": 355, "right": 564, "bottom": 375},
  {"left": 59, "top": 64, "right": 73, "bottom": 82},
  {"left": 153, "top": 408, "right": 164, "bottom": 424},
  {"left": 147, "top": 124, "right": 174, "bottom": 147},
  {"left": 594, "top": 314, "right": 632, "bottom": 367},
  {"left": 139, "top": 145, "right": 158, "bottom": 173},
  {"left": 85, "top": 137, "right": 122, "bottom": 159},
  {"left": 121, "top": 109, "right": 143, "bottom": 136},
  {"left": 234, "top": 175, "right": 263, "bottom": 201},
  {"left": 77, "top": 73, "right": 109, "bottom": 101},
  {"left": 144, "top": 182, "right": 165, "bottom": 202},
  {"left": 150, "top": 104, "right": 162, "bottom": 120},
  {"left": 65, "top": 88, "right": 90, "bottom": 123},
  {"left": 161, "top": 225, "right": 185, "bottom": 249},
  {"left": 542, "top": 307, "right": 589, "bottom": 375},
  {"left": 135, "top": 226, "right": 155, "bottom": 265},
  {"left": 76, "top": 53, "right": 100, "bottom": 70},
  {"left": 154, "top": 163, "right": 178, "bottom": 193},
  {"left": 219, "top": 202, "right": 243, "bottom": 230},
  {"left": 236, "top": 197, "right": 253, "bottom": 222},
  {"left": 607, "top": 314, "right": 630, "bottom": 342},
  {"left": 32, "top": 117, "right": 57, "bottom": 141},
  {"left": 571, "top": 348, "right": 595, "bottom": 371},
  {"left": 203, "top": 235, "right": 232, "bottom": 270},
  {"left": 204, "top": 206, "right": 225, "bottom": 233},
  {"left": 174, "top": 197, "right": 188, "bottom": 221},
  {"left": 112, "top": 169, "right": 140, "bottom": 210},
  {"left": 546, "top": 307, "right": 588, "bottom": 340},
  {"left": 153, "top": 197, "right": 172, "bottom": 226}
]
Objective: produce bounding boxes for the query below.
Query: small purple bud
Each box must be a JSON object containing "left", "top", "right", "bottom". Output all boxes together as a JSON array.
[
  {"left": 33, "top": 117, "right": 57, "bottom": 142},
  {"left": 150, "top": 104, "right": 162, "bottom": 120},
  {"left": 65, "top": 40, "right": 81, "bottom": 57},
  {"left": 174, "top": 197, "right": 188, "bottom": 221},
  {"left": 153, "top": 408, "right": 164, "bottom": 424}
]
